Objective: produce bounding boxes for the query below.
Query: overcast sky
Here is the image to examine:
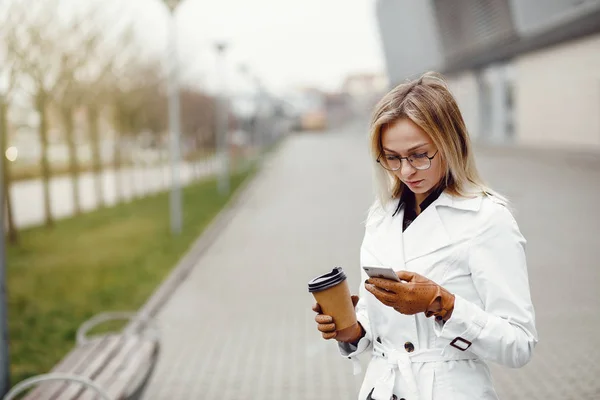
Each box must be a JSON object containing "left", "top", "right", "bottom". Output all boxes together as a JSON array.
[{"left": 125, "top": 0, "right": 386, "bottom": 94}]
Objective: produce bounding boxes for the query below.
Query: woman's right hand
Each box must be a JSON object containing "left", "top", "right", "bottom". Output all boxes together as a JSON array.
[{"left": 312, "top": 295, "right": 363, "bottom": 343}]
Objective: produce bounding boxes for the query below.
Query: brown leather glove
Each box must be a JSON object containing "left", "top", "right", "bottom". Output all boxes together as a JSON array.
[
  {"left": 365, "top": 271, "right": 455, "bottom": 320},
  {"left": 312, "top": 295, "right": 364, "bottom": 343}
]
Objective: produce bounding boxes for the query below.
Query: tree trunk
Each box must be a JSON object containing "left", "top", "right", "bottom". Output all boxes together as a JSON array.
[
  {"left": 126, "top": 116, "right": 138, "bottom": 200},
  {"left": 0, "top": 100, "right": 18, "bottom": 244},
  {"left": 161, "top": 138, "right": 168, "bottom": 190},
  {"left": 37, "top": 91, "right": 54, "bottom": 227},
  {"left": 127, "top": 137, "right": 137, "bottom": 201},
  {"left": 88, "top": 106, "right": 105, "bottom": 208},
  {"left": 113, "top": 132, "right": 124, "bottom": 203},
  {"left": 113, "top": 104, "right": 125, "bottom": 203},
  {"left": 62, "top": 106, "right": 81, "bottom": 215},
  {"left": 3, "top": 174, "right": 17, "bottom": 245}
]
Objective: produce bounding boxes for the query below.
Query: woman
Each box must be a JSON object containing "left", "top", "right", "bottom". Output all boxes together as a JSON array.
[{"left": 312, "top": 72, "right": 537, "bottom": 400}]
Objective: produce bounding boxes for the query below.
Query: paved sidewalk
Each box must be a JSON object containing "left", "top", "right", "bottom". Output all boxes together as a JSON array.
[
  {"left": 474, "top": 146, "right": 600, "bottom": 400},
  {"left": 142, "top": 124, "right": 600, "bottom": 399},
  {"left": 143, "top": 124, "right": 374, "bottom": 399}
]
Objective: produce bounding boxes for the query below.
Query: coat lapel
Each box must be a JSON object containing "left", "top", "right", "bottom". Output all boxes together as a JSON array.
[
  {"left": 403, "top": 191, "right": 483, "bottom": 263},
  {"left": 402, "top": 200, "right": 451, "bottom": 264},
  {"left": 366, "top": 204, "right": 407, "bottom": 270},
  {"left": 365, "top": 191, "right": 484, "bottom": 268}
]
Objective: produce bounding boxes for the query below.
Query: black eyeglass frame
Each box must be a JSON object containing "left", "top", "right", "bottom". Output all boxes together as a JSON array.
[{"left": 376, "top": 150, "right": 439, "bottom": 171}]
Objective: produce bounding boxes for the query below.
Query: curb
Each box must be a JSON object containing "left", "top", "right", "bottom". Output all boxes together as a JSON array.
[{"left": 127, "top": 143, "right": 282, "bottom": 332}]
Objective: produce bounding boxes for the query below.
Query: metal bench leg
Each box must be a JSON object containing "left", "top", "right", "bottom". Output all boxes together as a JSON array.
[
  {"left": 3, "top": 373, "right": 112, "bottom": 400},
  {"left": 125, "top": 346, "right": 160, "bottom": 400}
]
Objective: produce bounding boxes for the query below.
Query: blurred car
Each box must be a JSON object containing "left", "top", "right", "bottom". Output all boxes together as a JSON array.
[{"left": 300, "top": 110, "right": 328, "bottom": 131}]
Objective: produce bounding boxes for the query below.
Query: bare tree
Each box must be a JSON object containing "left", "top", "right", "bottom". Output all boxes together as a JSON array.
[
  {"left": 0, "top": 94, "right": 18, "bottom": 244},
  {"left": 3, "top": 0, "right": 135, "bottom": 224},
  {"left": 83, "top": 28, "right": 136, "bottom": 208},
  {"left": 0, "top": 3, "right": 19, "bottom": 243},
  {"left": 110, "top": 57, "right": 166, "bottom": 201},
  {"left": 43, "top": 2, "right": 136, "bottom": 211},
  {"left": 85, "top": 85, "right": 110, "bottom": 208},
  {"left": 180, "top": 88, "right": 217, "bottom": 151},
  {"left": 3, "top": 0, "right": 76, "bottom": 227},
  {"left": 50, "top": 1, "right": 131, "bottom": 215}
]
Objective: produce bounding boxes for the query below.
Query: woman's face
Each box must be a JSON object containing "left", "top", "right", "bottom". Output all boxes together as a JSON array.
[{"left": 380, "top": 118, "right": 444, "bottom": 200}]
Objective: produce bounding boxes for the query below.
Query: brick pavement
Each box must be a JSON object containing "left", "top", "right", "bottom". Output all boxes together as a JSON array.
[
  {"left": 475, "top": 146, "right": 600, "bottom": 400},
  {"left": 142, "top": 125, "right": 600, "bottom": 399},
  {"left": 142, "top": 124, "right": 373, "bottom": 399}
]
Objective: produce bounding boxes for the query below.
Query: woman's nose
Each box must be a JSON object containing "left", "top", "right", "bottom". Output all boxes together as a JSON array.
[{"left": 399, "top": 159, "right": 416, "bottom": 177}]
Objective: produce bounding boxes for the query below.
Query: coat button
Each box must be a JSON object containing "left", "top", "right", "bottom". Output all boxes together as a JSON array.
[
  {"left": 376, "top": 336, "right": 382, "bottom": 343},
  {"left": 404, "top": 342, "right": 415, "bottom": 353}
]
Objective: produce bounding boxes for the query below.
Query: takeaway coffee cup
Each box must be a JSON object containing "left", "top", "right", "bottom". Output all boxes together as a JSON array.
[{"left": 308, "top": 267, "right": 359, "bottom": 342}]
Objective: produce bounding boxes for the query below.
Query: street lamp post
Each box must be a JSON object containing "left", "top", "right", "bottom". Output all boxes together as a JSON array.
[
  {"left": 0, "top": 95, "right": 10, "bottom": 396},
  {"left": 237, "top": 64, "right": 254, "bottom": 149},
  {"left": 254, "top": 77, "right": 267, "bottom": 150},
  {"left": 164, "top": 0, "right": 182, "bottom": 235},
  {"left": 215, "top": 42, "right": 230, "bottom": 195}
]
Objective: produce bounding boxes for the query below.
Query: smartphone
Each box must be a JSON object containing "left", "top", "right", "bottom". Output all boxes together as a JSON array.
[{"left": 362, "top": 265, "right": 401, "bottom": 282}]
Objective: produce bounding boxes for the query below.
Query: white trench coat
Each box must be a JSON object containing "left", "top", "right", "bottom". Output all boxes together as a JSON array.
[{"left": 339, "top": 191, "right": 538, "bottom": 400}]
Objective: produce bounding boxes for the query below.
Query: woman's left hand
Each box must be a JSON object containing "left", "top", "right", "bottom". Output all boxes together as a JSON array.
[{"left": 365, "top": 270, "right": 455, "bottom": 320}]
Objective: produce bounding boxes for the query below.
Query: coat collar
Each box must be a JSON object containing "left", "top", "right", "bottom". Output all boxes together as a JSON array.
[
  {"left": 392, "top": 184, "right": 446, "bottom": 218},
  {"left": 435, "top": 190, "right": 483, "bottom": 212},
  {"left": 368, "top": 190, "right": 483, "bottom": 267}
]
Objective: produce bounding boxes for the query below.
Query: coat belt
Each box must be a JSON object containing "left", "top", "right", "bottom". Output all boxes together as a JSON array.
[{"left": 371, "top": 341, "right": 478, "bottom": 400}]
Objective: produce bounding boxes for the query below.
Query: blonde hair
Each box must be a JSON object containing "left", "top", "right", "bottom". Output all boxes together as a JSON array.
[{"left": 369, "top": 71, "right": 503, "bottom": 208}]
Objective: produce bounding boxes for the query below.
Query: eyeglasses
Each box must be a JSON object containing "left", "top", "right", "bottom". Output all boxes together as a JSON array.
[{"left": 376, "top": 150, "right": 439, "bottom": 171}]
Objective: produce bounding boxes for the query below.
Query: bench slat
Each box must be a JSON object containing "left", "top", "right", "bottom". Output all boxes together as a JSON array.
[
  {"left": 23, "top": 336, "right": 119, "bottom": 400},
  {"left": 53, "top": 336, "right": 138, "bottom": 400},
  {"left": 76, "top": 340, "right": 157, "bottom": 400},
  {"left": 105, "top": 340, "right": 157, "bottom": 400},
  {"left": 20, "top": 333, "right": 158, "bottom": 400},
  {"left": 75, "top": 337, "right": 142, "bottom": 400}
]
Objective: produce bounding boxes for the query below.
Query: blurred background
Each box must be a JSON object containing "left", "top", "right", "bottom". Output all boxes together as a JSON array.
[
  {"left": 378, "top": 0, "right": 600, "bottom": 151},
  {"left": 1, "top": 0, "right": 599, "bottom": 399}
]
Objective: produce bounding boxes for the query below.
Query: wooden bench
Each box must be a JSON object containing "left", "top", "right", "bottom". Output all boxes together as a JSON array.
[{"left": 5, "top": 312, "right": 160, "bottom": 400}]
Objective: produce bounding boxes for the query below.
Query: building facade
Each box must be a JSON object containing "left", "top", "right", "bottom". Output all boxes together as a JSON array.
[{"left": 375, "top": 0, "right": 600, "bottom": 150}]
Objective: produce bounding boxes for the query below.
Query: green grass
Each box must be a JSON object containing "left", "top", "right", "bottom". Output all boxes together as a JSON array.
[{"left": 7, "top": 165, "right": 256, "bottom": 386}]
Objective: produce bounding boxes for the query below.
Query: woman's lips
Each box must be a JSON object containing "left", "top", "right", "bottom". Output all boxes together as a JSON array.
[{"left": 405, "top": 179, "right": 424, "bottom": 188}]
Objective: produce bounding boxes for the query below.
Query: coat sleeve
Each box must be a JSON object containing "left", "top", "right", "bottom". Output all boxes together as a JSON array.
[
  {"left": 338, "top": 263, "right": 373, "bottom": 359},
  {"left": 337, "top": 221, "right": 377, "bottom": 363},
  {"left": 434, "top": 204, "right": 538, "bottom": 368}
]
